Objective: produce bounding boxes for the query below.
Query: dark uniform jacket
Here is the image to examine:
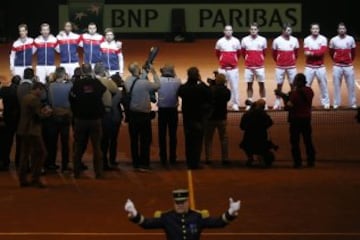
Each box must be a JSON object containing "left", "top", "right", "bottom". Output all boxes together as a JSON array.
[{"left": 131, "top": 209, "right": 236, "bottom": 240}]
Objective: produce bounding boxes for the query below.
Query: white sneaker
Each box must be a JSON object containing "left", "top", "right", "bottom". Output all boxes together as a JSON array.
[
  {"left": 324, "top": 104, "right": 330, "bottom": 109},
  {"left": 264, "top": 104, "right": 269, "bottom": 111},
  {"left": 351, "top": 104, "right": 357, "bottom": 109},
  {"left": 333, "top": 105, "right": 339, "bottom": 109},
  {"left": 245, "top": 105, "right": 251, "bottom": 111},
  {"left": 273, "top": 99, "right": 281, "bottom": 110},
  {"left": 232, "top": 104, "right": 239, "bottom": 111}
]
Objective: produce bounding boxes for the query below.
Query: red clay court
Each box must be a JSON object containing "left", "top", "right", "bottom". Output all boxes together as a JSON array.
[{"left": 0, "top": 39, "right": 360, "bottom": 240}]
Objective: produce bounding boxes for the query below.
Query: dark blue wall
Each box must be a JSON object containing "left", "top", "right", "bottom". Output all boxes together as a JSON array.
[{"left": 0, "top": 0, "right": 357, "bottom": 41}]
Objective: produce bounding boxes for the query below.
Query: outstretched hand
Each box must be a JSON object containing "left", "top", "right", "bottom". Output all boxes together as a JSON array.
[
  {"left": 228, "top": 198, "right": 241, "bottom": 216},
  {"left": 124, "top": 199, "right": 137, "bottom": 217}
]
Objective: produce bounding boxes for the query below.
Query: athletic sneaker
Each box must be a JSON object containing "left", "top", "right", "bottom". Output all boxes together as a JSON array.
[
  {"left": 272, "top": 99, "right": 282, "bottom": 110},
  {"left": 232, "top": 104, "right": 239, "bottom": 111}
]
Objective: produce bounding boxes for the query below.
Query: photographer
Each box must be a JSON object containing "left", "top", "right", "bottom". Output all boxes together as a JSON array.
[
  {"left": 204, "top": 73, "right": 231, "bottom": 165},
  {"left": 124, "top": 62, "right": 160, "bottom": 171},
  {"left": 275, "top": 73, "right": 316, "bottom": 168},
  {"left": 178, "top": 67, "right": 212, "bottom": 169},
  {"left": 239, "top": 99, "right": 275, "bottom": 168}
]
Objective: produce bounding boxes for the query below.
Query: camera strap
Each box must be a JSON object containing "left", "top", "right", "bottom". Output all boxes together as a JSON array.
[{"left": 128, "top": 77, "right": 139, "bottom": 100}]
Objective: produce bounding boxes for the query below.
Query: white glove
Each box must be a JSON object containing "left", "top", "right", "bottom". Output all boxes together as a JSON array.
[
  {"left": 228, "top": 197, "right": 241, "bottom": 216},
  {"left": 124, "top": 199, "right": 137, "bottom": 217}
]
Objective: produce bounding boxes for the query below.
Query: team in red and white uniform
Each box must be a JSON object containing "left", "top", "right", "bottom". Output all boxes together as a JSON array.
[
  {"left": 272, "top": 23, "right": 299, "bottom": 110},
  {"left": 9, "top": 24, "right": 34, "bottom": 77},
  {"left": 303, "top": 23, "right": 330, "bottom": 109},
  {"left": 33, "top": 23, "right": 58, "bottom": 83},
  {"left": 329, "top": 22, "right": 357, "bottom": 109},
  {"left": 215, "top": 25, "right": 242, "bottom": 111},
  {"left": 241, "top": 22, "right": 267, "bottom": 110}
]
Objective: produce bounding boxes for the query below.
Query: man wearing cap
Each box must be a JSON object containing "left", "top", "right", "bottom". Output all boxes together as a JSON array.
[{"left": 124, "top": 189, "right": 240, "bottom": 240}]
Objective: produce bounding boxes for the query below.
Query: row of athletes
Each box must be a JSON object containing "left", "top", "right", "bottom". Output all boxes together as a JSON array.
[
  {"left": 215, "top": 22, "right": 357, "bottom": 110},
  {"left": 10, "top": 21, "right": 123, "bottom": 84}
]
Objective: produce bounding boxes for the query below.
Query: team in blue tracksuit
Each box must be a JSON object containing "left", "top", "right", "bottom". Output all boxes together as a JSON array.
[
  {"left": 80, "top": 23, "right": 104, "bottom": 66},
  {"left": 10, "top": 24, "right": 34, "bottom": 77},
  {"left": 56, "top": 21, "right": 81, "bottom": 78},
  {"left": 100, "top": 28, "right": 124, "bottom": 76},
  {"left": 33, "top": 23, "right": 58, "bottom": 83}
]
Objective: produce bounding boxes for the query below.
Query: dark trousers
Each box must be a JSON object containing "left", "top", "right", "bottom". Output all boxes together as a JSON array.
[
  {"left": 158, "top": 108, "right": 178, "bottom": 164},
  {"left": 0, "top": 124, "right": 16, "bottom": 169},
  {"left": 17, "top": 135, "right": 45, "bottom": 184},
  {"left": 46, "top": 116, "right": 70, "bottom": 168},
  {"left": 183, "top": 118, "right": 204, "bottom": 169},
  {"left": 73, "top": 118, "right": 103, "bottom": 178},
  {"left": 101, "top": 112, "right": 121, "bottom": 166},
  {"left": 289, "top": 118, "right": 316, "bottom": 166},
  {"left": 128, "top": 111, "right": 152, "bottom": 169}
]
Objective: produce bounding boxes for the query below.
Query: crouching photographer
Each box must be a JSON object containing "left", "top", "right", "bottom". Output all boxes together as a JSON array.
[{"left": 123, "top": 61, "right": 160, "bottom": 170}]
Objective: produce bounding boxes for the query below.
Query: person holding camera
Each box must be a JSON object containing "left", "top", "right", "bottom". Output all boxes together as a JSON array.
[
  {"left": 204, "top": 73, "right": 231, "bottom": 165},
  {"left": 275, "top": 73, "right": 316, "bottom": 168},
  {"left": 178, "top": 67, "right": 212, "bottom": 169},
  {"left": 124, "top": 62, "right": 160, "bottom": 171},
  {"left": 239, "top": 99, "right": 275, "bottom": 168}
]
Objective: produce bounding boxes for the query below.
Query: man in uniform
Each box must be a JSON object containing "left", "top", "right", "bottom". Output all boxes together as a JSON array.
[
  {"left": 329, "top": 22, "right": 357, "bottom": 109},
  {"left": 215, "top": 25, "right": 241, "bottom": 111},
  {"left": 272, "top": 23, "right": 299, "bottom": 110},
  {"left": 124, "top": 189, "right": 240, "bottom": 240},
  {"left": 241, "top": 22, "right": 268, "bottom": 110},
  {"left": 10, "top": 24, "right": 34, "bottom": 77}
]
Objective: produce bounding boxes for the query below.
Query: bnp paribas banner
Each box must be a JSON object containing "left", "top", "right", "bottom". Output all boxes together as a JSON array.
[
  {"left": 63, "top": 0, "right": 104, "bottom": 33},
  {"left": 60, "top": 3, "right": 301, "bottom": 33}
]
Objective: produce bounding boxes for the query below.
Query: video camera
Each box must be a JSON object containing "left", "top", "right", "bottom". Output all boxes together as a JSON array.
[
  {"left": 143, "top": 46, "right": 159, "bottom": 72},
  {"left": 207, "top": 70, "right": 219, "bottom": 86},
  {"left": 274, "top": 89, "right": 290, "bottom": 103}
]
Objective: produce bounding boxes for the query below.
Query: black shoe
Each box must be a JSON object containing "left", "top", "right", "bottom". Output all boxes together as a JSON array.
[
  {"left": 61, "top": 166, "right": 72, "bottom": 172},
  {"left": 245, "top": 160, "right": 253, "bottom": 168},
  {"left": 307, "top": 162, "right": 315, "bottom": 168},
  {"left": 20, "top": 181, "right": 31, "bottom": 188},
  {"left": 45, "top": 164, "right": 60, "bottom": 170},
  {"left": 31, "top": 180, "right": 47, "bottom": 188},
  {"left": 110, "top": 161, "right": 119, "bottom": 166},
  {"left": 293, "top": 163, "right": 302, "bottom": 169},
  {"left": 103, "top": 165, "right": 113, "bottom": 171},
  {"left": 80, "top": 163, "right": 88, "bottom": 171},
  {"left": 205, "top": 160, "right": 212, "bottom": 165},
  {"left": 222, "top": 160, "right": 231, "bottom": 166}
]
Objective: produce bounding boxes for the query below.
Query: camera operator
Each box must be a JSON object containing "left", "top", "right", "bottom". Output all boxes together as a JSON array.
[
  {"left": 204, "top": 73, "right": 231, "bottom": 165},
  {"left": 275, "top": 73, "right": 316, "bottom": 168},
  {"left": 178, "top": 67, "right": 212, "bottom": 169},
  {"left": 124, "top": 62, "right": 160, "bottom": 171}
]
